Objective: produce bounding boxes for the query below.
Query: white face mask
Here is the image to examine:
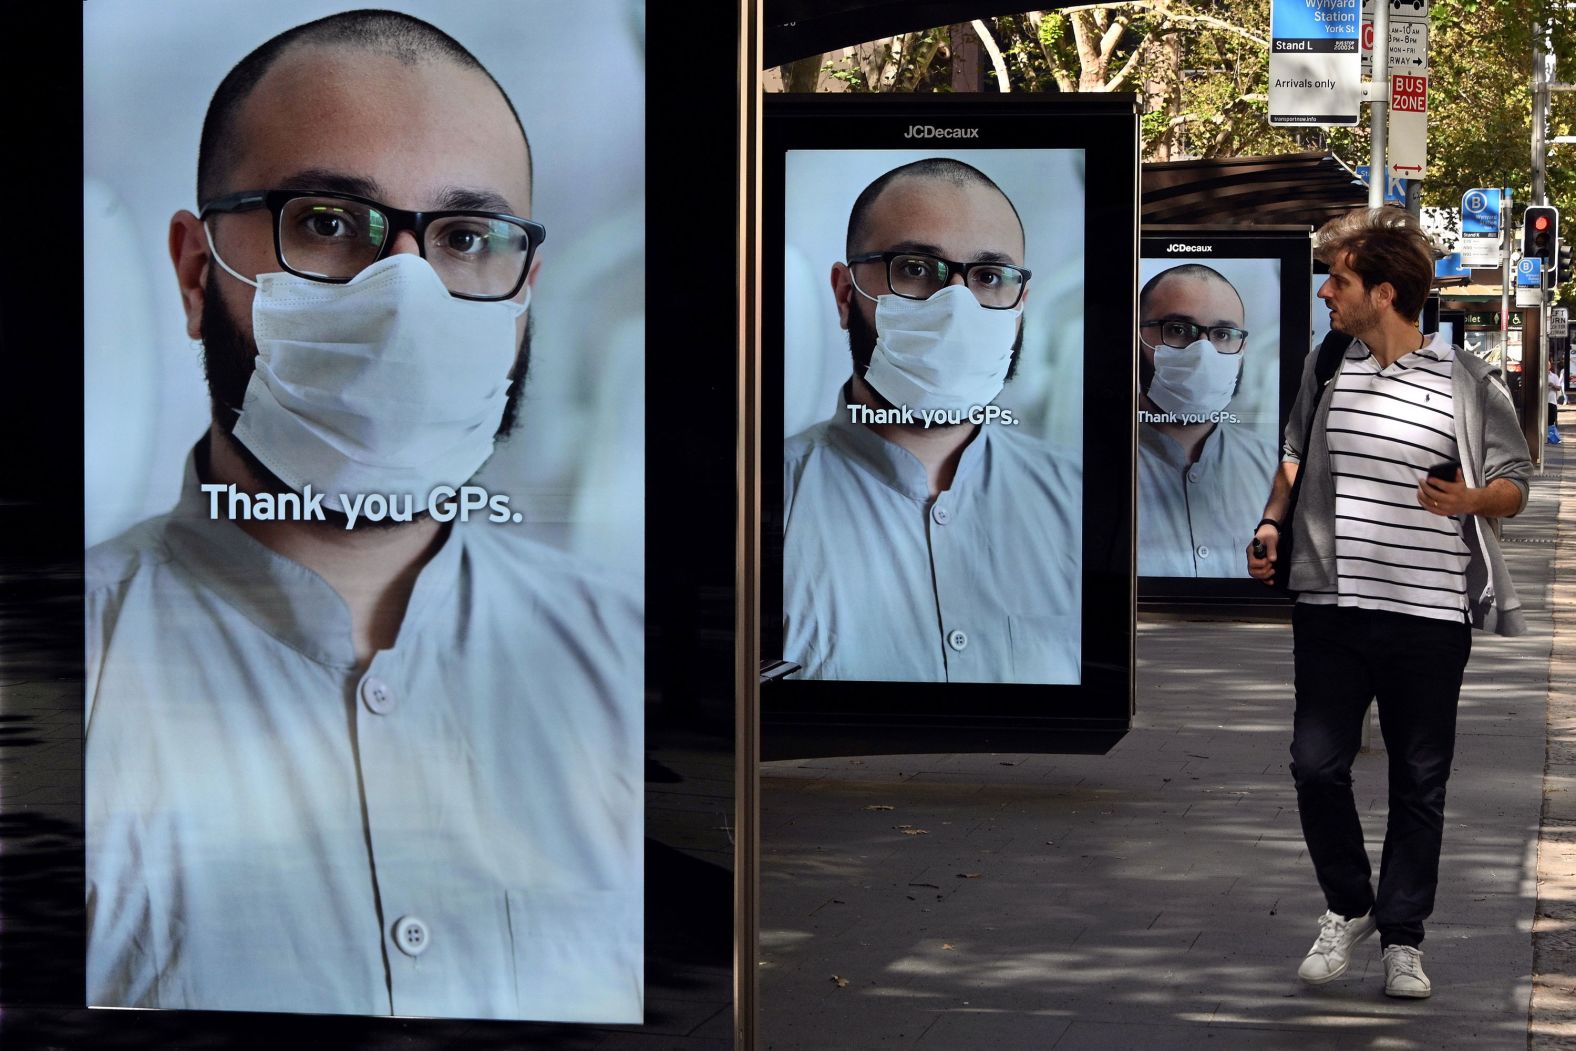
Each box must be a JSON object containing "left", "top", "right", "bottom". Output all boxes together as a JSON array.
[
  {"left": 1145, "top": 337, "right": 1241, "bottom": 419},
  {"left": 858, "top": 284, "right": 1020, "bottom": 413},
  {"left": 213, "top": 245, "right": 527, "bottom": 502}
]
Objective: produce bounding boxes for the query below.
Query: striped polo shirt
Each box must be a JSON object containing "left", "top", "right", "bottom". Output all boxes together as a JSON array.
[{"left": 1299, "top": 333, "right": 1469, "bottom": 622}]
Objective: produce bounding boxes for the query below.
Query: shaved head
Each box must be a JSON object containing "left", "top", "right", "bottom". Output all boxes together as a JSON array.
[
  {"left": 845, "top": 158, "right": 1023, "bottom": 259},
  {"left": 196, "top": 9, "right": 531, "bottom": 206}
]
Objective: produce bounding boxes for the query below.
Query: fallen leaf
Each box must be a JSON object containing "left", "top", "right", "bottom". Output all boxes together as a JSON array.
[
  {"left": 942, "top": 943, "right": 955, "bottom": 951},
  {"left": 830, "top": 975, "right": 849, "bottom": 988},
  {"left": 957, "top": 873, "right": 982, "bottom": 879}
]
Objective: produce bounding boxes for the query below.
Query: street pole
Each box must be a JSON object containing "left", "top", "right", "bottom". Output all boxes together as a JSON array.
[
  {"left": 1541, "top": 271, "right": 1551, "bottom": 461},
  {"left": 1502, "top": 191, "right": 1511, "bottom": 376},
  {"left": 1368, "top": 0, "right": 1389, "bottom": 209},
  {"left": 1527, "top": 300, "right": 1545, "bottom": 463},
  {"left": 1361, "top": 17, "right": 1389, "bottom": 758},
  {"left": 1534, "top": 21, "right": 1548, "bottom": 206},
  {"left": 1532, "top": 19, "right": 1550, "bottom": 460}
]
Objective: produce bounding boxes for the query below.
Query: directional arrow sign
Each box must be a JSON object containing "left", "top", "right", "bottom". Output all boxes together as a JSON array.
[
  {"left": 1362, "top": 12, "right": 1429, "bottom": 76},
  {"left": 1388, "top": 73, "right": 1428, "bottom": 179}
]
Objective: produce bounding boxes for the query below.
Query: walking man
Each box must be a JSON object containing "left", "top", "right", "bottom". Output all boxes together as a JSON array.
[
  {"left": 1247, "top": 208, "right": 1531, "bottom": 997},
  {"left": 1548, "top": 365, "right": 1565, "bottom": 445}
]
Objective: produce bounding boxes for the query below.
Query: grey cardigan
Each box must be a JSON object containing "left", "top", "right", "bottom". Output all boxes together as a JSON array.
[{"left": 1281, "top": 338, "right": 1533, "bottom": 636}]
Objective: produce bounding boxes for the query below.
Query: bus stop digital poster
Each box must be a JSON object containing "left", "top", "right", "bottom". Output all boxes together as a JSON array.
[
  {"left": 1137, "top": 227, "right": 1311, "bottom": 606},
  {"left": 71, "top": 1, "right": 742, "bottom": 1043},
  {"left": 761, "top": 95, "right": 1140, "bottom": 759}
]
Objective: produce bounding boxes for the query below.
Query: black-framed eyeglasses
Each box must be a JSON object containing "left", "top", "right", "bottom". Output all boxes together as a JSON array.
[
  {"left": 1140, "top": 316, "right": 1249, "bottom": 353},
  {"left": 198, "top": 189, "right": 545, "bottom": 302},
  {"left": 848, "top": 251, "right": 1031, "bottom": 310}
]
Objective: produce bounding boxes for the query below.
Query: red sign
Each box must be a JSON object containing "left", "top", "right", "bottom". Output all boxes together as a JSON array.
[
  {"left": 1392, "top": 74, "right": 1428, "bottom": 113},
  {"left": 1361, "top": 23, "right": 1374, "bottom": 50}
]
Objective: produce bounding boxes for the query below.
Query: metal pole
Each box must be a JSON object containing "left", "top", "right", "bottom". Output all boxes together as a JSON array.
[
  {"left": 1369, "top": 0, "right": 1390, "bottom": 209},
  {"left": 1502, "top": 191, "right": 1511, "bottom": 375},
  {"left": 734, "top": 1, "right": 761, "bottom": 1045},
  {"left": 1359, "top": 3, "right": 1392, "bottom": 753},
  {"left": 1541, "top": 271, "right": 1551, "bottom": 459},
  {"left": 1534, "top": 21, "right": 1549, "bottom": 206},
  {"left": 1526, "top": 302, "right": 1545, "bottom": 464}
]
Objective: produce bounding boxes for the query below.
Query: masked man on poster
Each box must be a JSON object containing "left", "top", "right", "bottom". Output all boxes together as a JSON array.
[
  {"left": 84, "top": 11, "right": 641, "bottom": 1021},
  {"left": 1247, "top": 207, "right": 1530, "bottom": 999},
  {"left": 1138, "top": 264, "right": 1278, "bottom": 577},
  {"left": 782, "top": 158, "right": 1081, "bottom": 684}
]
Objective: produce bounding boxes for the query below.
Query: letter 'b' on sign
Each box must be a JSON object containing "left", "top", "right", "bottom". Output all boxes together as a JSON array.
[{"left": 1392, "top": 74, "right": 1427, "bottom": 112}]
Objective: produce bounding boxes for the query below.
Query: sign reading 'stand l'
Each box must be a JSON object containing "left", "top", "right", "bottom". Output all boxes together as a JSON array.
[{"left": 1268, "top": 0, "right": 1361, "bottom": 126}]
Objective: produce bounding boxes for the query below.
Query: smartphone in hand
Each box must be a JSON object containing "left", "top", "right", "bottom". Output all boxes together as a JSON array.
[{"left": 1426, "top": 461, "right": 1460, "bottom": 482}]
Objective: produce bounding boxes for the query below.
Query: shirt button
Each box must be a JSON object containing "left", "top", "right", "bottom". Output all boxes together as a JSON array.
[
  {"left": 393, "top": 915, "right": 430, "bottom": 957},
  {"left": 931, "top": 504, "right": 951, "bottom": 526},
  {"left": 947, "top": 629, "right": 968, "bottom": 652},
  {"left": 361, "top": 676, "right": 396, "bottom": 715},
  {"left": 1187, "top": 468, "right": 1202, "bottom": 484},
  {"left": 1196, "top": 544, "right": 1211, "bottom": 560}
]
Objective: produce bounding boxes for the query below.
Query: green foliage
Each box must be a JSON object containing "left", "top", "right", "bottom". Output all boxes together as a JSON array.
[{"left": 782, "top": 0, "right": 1576, "bottom": 296}]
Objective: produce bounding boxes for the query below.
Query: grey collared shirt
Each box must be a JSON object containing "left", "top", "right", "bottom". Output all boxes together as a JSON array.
[
  {"left": 782, "top": 400, "right": 1081, "bottom": 683},
  {"left": 1137, "top": 421, "right": 1280, "bottom": 578},
  {"left": 85, "top": 451, "right": 643, "bottom": 1021}
]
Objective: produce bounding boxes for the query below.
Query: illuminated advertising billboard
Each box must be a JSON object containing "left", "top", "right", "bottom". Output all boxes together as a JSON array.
[
  {"left": 0, "top": 4, "right": 740, "bottom": 1046},
  {"left": 763, "top": 95, "right": 1139, "bottom": 757},
  {"left": 1138, "top": 228, "right": 1311, "bottom": 604}
]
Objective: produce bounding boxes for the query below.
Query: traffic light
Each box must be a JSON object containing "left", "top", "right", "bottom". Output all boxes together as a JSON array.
[
  {"left": 1523, "top": 205, "right": 1559, "bottom": 267},
  {"left": 1558, "top": 241, "right": 1573, "bottom": 286}
]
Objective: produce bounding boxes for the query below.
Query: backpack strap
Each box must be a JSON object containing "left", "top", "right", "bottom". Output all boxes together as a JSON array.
[
  {"left": 1311, "top": 330, "right": 1353, "bottom": 404},
  {"left": 1272, "top": 330, "right": 1353, "bottom": 593}
]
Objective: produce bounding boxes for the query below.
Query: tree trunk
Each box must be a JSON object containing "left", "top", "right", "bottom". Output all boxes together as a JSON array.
[
  {"left": 780, "top": 55, "right": 823, "bottom": 93},
  {"left": 1163, "top": 33, "right": 1183, "bottom": 158},
  {"left": 950, "top": 23, "right": 982, "bottom": 92}
]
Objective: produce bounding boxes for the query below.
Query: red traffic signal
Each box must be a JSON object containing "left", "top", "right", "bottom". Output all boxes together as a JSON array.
[{"left": 1523, "top": 206, "right": 1560, "bottom": 264}]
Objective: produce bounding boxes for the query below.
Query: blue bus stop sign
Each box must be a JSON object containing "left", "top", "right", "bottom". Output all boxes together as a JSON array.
[
  {"left": 1517, "top": 257, "right": 1543, "bottom": 287},
  {"left": 1462, "top": 188, "right": 1503, "bottom": 237}
]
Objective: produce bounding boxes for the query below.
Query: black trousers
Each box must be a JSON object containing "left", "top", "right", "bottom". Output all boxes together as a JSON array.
[{"left": 1289, "top": 602, "right": 1473, "bottom": 949}]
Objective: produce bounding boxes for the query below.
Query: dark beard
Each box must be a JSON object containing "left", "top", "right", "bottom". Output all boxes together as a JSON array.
[
  {"left": 198, "top": 270, "right": 531, "bottom": 527},
  {"left": 845, "top": 302, "right": 1023, "bottom": 416}
]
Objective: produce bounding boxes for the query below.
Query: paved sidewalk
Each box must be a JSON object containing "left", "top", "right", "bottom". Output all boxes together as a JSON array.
[{"left": 761, "top": 428, "right": 1570, "bottom": 1049}]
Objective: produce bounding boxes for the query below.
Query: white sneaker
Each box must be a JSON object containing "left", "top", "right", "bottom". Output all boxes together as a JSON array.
[
  {"left": 1297, "top": 909, "right": 1377, "bottom": 985},
  {"left": 1382, "top": 944, "right": 1431, "bottom": 998}
]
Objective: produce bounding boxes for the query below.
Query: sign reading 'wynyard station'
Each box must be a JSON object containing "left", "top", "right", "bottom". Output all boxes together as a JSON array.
[{"left": 1268, "top": 0, "right": 1361, "bottom": 126}]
